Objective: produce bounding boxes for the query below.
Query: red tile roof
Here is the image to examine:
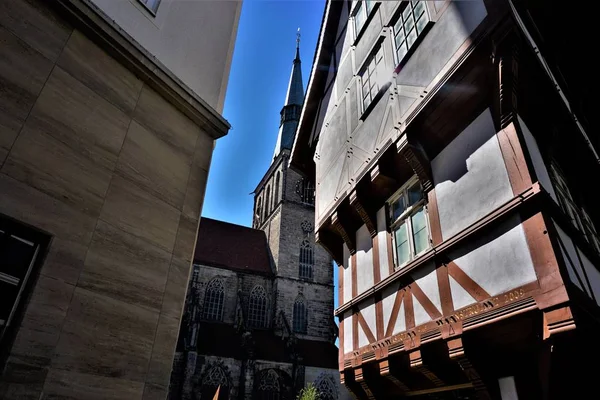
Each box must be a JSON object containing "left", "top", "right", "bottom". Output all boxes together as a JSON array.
[{"left": 194, "top": 218, "right": 273, "bottom": 276}]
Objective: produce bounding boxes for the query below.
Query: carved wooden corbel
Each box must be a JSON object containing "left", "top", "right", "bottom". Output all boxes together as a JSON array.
[
  {"left": 349, "top": 190, "right": 377, "bottom": 237},
  {"left": 354, "top": 367, "right": 376, "bottom": 400},
  {"left": 379, "top": 359, "right": 410, "bottom": 393},
  {"left": 542, "top": 305, "right": 576, "bottom": 340},
  {"left": 447, "top": 337, "right": 492, "bottom": 400},
  {"left": 409, "top": 350, "right": 444, "bottom": 387},
  {"left": 397, "top": 135, "right": 433, "bottom": 192},
  {"left": 332, "top": 211, "right": 356, "bottom": 254}
]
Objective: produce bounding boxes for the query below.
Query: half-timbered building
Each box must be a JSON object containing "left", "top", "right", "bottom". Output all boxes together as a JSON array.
[{"left": 291, "top": 1, "right": 600, "bottom": 398}]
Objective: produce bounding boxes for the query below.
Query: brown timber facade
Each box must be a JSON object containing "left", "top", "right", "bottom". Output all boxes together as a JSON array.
[{"left": 291, "top": 1, "right": 600, "bottom": 399}]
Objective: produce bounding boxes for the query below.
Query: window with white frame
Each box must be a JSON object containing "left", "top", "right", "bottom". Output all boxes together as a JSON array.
[
  {"left": 388, "top": 178, "right": 430, "bottom": 268},
  {"left": 392, "top": 1, "right": 430, "bottom": 65},
  {"left": 360, "top": 46, "right": 384, "bottom": 111},
  {"left": 550, "top": 163, "right": 600, "bottom": 253},
  {"left": 353, "top": 0, "right": 373, "bottom": 37},
  {"left": 138, "top": 0, "right": 161, "bottom": 14}
]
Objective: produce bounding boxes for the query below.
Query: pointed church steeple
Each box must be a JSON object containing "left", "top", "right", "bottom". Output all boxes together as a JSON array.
[{"left": 272, "top": 30, "right": 304, "bottom": 160}]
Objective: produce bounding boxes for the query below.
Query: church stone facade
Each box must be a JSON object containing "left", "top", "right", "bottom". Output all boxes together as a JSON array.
[{"left": 168, "top": 38, "right": 349, "bottom": 400}]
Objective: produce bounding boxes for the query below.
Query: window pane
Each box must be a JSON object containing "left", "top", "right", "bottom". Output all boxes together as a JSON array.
[
  {"left": 411, "top": 208, "right": 429, "bottom": 254},
  {"left": 416, "top": 14, "right": 428, "bottom": 33},
  {"left": 408, "top": 184, "right": 422, "bottom": 206},
  {"left": 406, "top": 28, "right": 418, "bottom": 47},
  {"left": 396, "top": 44, "right": 408, "bottom": 62},
  {"left": 404, "top": 15, "right": 415, "bottom": 32},
  {"left": 355, "top": 4, "right": 365, "bottom": 33},
  {"left": 413, "top": 1, "right": 425, "bottom": 17},
  {"left": 395, "top": 223, "right": 410, "bottom": 265},
  {"left": 402, "top": 6, "right": 412, "bottom": 21},
  {"left": 392, "top": 196, "right": 406, "bottom": 220}
]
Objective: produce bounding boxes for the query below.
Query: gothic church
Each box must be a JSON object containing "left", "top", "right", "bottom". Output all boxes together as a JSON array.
[{"left": 168, "top": 36, "right": 346, "bottom": 400}]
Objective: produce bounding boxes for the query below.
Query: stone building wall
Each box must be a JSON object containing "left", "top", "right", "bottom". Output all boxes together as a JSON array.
[{"left": 0, "top": 0, "right": 229, "bottom": 398}]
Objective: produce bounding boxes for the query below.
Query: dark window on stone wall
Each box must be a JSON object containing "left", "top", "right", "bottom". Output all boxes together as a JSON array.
[
  {"left": 293, "top": 295, "right": 307, "bottom": 334},
  {"left": 203, "top": 278, "right": 225, "bottom": 321},
  {"left": 247, "top": 285, "right": 267, "bottom": 328},
  {"left": 0, "top": 214, "right": 50, "bottom": 368},
  {"left": 299, "top": 239, "right": 314, "bottom": 280}
]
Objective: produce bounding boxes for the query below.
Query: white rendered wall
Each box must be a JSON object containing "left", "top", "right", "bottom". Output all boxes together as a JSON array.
[
  {"left": 449, "top": 215, "right": 537, "bottom": 297},
  {"left": 343, "top": 244, "right": 352, "bottom": 303},
  {"left": 377, "top": 207, "right": 391, "bottom": 280},
  {"left": 358, "top": 298, "right": 376, "bottom": 348},
  {"left": 518, "top": 114, "right": 557, "bottom": 201},
  {"left": 90, "top": 0, "right": 241, "bottom": 112},
  {"left": 432, "top": 109, "right": 513, "bottom": 239},
  {"left": 356, "top": 224, "right": 374, "bottom": 295},
  {"left": 342, "top": 312, "right": 353, "bottom": 354}
]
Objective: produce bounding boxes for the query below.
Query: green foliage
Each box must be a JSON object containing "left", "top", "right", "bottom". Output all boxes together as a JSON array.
[{"left": 297, "top": 383, "right": 319, "bottom": 400}]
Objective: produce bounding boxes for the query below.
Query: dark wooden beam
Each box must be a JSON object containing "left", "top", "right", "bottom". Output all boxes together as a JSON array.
[
  {"left": 332, "top": 211, "right": 356, "bottom": 254},
  {"left": 396, "top": 134, "right": 433, "bottom": 192},
  {"left": 409, "top": 350, "right": 445, "bottom": 388},
  {"left": 349, "top": 190, "right": 377, "bottom": 237},
  {"left": 315, "top": 227, "right": 343, "bottom": 265},
  {"left": 447, "top": 337, "right": 492, "bottom": 400}
]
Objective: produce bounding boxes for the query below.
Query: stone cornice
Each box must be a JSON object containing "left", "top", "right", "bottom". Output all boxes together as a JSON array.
[{"left": 55, "top": 0, "right": 231, "bottom": 139}]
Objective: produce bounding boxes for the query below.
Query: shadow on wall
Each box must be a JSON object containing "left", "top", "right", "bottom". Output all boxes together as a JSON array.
[{"left": 431, "top": 108, "right": 498, "bottom": 185}]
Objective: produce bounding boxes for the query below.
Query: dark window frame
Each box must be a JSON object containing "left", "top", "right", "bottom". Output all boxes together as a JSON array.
[
  {"left": 391, "top": 1, "right": 434, "bottom": 71},
  {"left": 0, "top": 214, "right": 51, "bottom": 372}
]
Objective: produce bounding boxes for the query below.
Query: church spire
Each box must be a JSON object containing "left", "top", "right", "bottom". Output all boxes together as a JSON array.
[{"left": 272, "top": 29, "right": 304, "bottom": 160}]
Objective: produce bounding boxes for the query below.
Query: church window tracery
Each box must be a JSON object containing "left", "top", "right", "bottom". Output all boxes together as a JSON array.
[
  {"left": 257, "top": 369, "right": 281, "bottom": 400},
  {"left": 248, "top": 285, "right": 267, "bottom": 328},
  {"left": 200, "top": 365, "right": 229, "bottom": 400},
  {"left": 299, "top": 239, "right": 314, "bottom": 280},
  {"left": 295, "top": 178, "right": 315, "bottom": 205},
  {"left": 203, "top": 278, "right": 225, "bottom": 321},
  {"left": 293, "top": 295, "right": 307, "bottom": 334},
  {"left": 265, "top": 186, "right": 271, "bottom": 219},
  {"left": 314, "top": 373, "right": 337, "bottom": 400}
]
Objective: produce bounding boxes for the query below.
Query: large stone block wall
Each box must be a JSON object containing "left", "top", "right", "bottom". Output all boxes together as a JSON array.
[{"left": 0, "top": 0, "right": 220, "bottom": 398}]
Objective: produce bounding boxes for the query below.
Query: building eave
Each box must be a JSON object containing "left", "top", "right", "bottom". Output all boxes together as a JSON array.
[
  {"left": 54, "top": 0, "right": 231, "bottom": 139},
  {"left": 290, "top": 0, "right": 342, "bottom": 177}
]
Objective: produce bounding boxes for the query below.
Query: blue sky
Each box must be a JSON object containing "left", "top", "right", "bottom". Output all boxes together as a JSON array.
[
  {"left": 203, "top": 0, "right": 325, "bottom": 227},
  {"left": 202, "top": 0, "right": 340, "bottom": 314}
]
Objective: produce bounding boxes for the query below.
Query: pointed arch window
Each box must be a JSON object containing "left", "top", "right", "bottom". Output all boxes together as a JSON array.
[
  {"left": 203, "top": 278, "right": 224, "bottom": 321},
  {"left": 200, "top": 365, "right": 229, "bottom": 400},
  {"left": 248, "top": 285, "right": 267, "bottom": 328},
  {"left": 314, "top": 373, "right": 337, "bottom": 400},
  {"left": 265, "top": 186, "right": 271, "bottom": 219},
  {"left": 257, "top": 369, "right": 281, "bottom": 400},
  {"left": 256, "top": 198, "right": 263, "bottom": 227},
  {"left": 274, "top": 172, "right": 281, "bottom": 205},
  {"left": 293, "top": 295, "right": 307, "bottom": 334},
  {"left": 299, "top": 239, "right": 314, "bottom": 280}
]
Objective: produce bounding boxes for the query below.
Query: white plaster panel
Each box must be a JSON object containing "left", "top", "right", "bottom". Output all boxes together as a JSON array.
[
  {"left": 579, "top": 250, "right": 600, "bottom": 307},
  {"left": 356, "top": 224, "right": 374, "bottom": 295},
  {"left": 91, "top": 0, "right": 240, "bottom": 111},
  {"left": 553, "top": 221, "right": 590, "bottom": 297},
  {"left": 392, "top": 300, "right": 406, "bottom": 336},
  {"left": 343, "top": 244, "right": 352, "bottom": 303},
  {"left": 360, "top": 298, "right": 377, "bottom": 347},
  {"left": 377, "top": 206, "right": 390, "bottom": 280},
  {"left": 449, "top": 275, "right": 477, "bottom": 310},
  {"left": 432, "top": 109, "right": 513, "bottom": 239},
  {"left": 498, "top": 376, "right": 519, "bottom": 400},
  {"left": 413, "top": 294, "right": 431, "bottom": 327},
  {"left": 382, "top": 282, "right": 400, "bottom": 331},
  {"left": 450, "top": 215, "right": 537, "bottom": 296},
  {"left": 411, "top": 261, "right": 441, "bottom": 314},
  {"left": 343, "top": 312, "right": 353, "bottom": 354},
  {"left": 518, "top": 114, "right": 557, "bottom": 202}
]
